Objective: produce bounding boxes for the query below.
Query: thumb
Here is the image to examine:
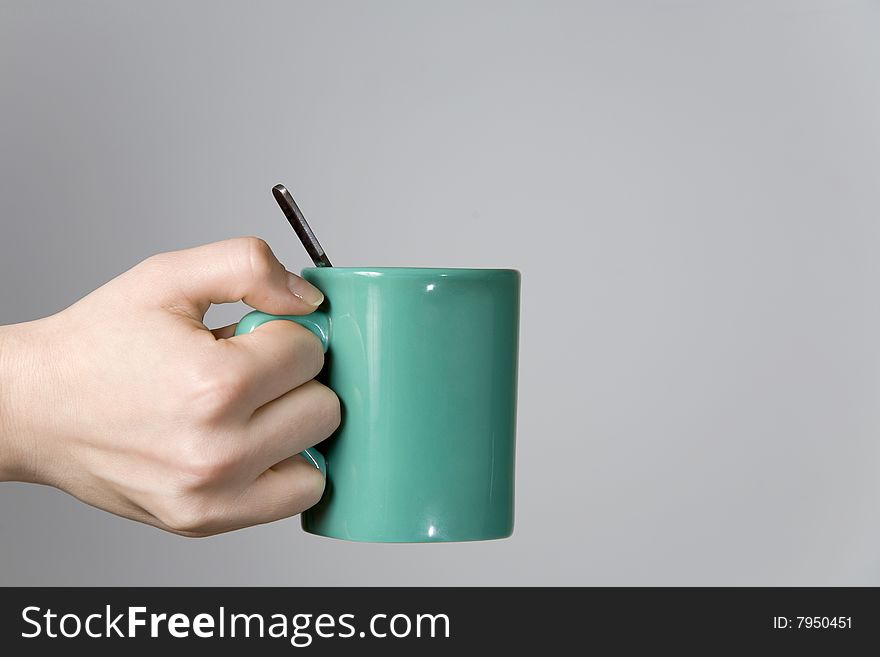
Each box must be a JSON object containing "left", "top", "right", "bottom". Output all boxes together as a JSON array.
[{"left": 145, "top": 237, "right": 324, "bottom": 319}]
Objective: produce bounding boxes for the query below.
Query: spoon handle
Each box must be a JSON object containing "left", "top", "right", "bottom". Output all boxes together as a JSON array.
[{"left": 272, "top": 184, "right": 333, "bottom": 267}]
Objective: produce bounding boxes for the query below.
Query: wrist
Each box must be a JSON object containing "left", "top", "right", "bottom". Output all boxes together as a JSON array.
[{"left": 0, "top": 322, "right": 40, "bottom": 482}]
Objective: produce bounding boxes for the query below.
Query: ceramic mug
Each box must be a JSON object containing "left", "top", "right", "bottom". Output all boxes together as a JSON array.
[{"left": 235, "top": 267, "right": 520, "bottom": 542}]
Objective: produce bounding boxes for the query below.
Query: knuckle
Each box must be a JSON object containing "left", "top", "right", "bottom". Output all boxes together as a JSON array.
[
  {"left": 157, "top": 496, "right": 218, "bottom": 534},
  {"left": 296, "top": 468, "right": 326, "bottom": 511},
  {"left": 175, "top": 438, "right": 237, "bottom": 486},
  {"left": 310, "top": 382, "right": 341, "bottom": 435},
  {"left": 293, "top": 328, "right": 325, "bottom": 377},
  {"left": 186, "top": 359, "right": 247, "bottom": 423},
  {"left": 237, "top": 236, "right": 276, "bottom": 284},
  {"left": 135, "top": 252, "right": 175, "bottom": 280}
]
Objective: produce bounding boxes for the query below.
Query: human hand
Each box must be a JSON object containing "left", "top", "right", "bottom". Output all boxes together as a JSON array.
[{"left": 0, "top": 237, "right": 340, "bottom": 536}]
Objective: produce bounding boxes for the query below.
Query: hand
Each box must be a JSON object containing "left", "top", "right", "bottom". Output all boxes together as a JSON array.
[{"left": 0, "top": 237, "right": 340, "bottom": 537}]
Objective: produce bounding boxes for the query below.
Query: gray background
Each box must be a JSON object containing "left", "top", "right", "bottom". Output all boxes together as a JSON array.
[{"left": 2, "top": 0, "right": 879, "bottom": 585}]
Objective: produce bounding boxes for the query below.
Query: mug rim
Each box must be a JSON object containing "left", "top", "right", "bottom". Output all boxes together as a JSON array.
[{"left": 302, "top": 267, "right": 519, "bottom": 275}]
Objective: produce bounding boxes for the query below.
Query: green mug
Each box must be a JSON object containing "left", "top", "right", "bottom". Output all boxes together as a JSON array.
[{"left": 234, "top": 267, "right": 520, "bottom": 542}]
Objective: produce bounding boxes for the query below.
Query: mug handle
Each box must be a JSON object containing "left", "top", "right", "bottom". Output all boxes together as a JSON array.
[{"left": 234, "top": 310, "right": 331, "bottom": 476}]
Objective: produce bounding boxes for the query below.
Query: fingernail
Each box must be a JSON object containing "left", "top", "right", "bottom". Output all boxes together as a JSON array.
[{"left": 287, "top": 272, "right": 324, "bottom": 307}]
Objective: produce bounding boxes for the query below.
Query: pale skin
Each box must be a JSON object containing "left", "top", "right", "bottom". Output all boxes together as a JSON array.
[{"left": 0, "top": 237, "right": 340, "bottom": 537}]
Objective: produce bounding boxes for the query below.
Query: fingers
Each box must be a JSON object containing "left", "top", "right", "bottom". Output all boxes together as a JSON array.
[
  {"left": 224, "top": 455, "right": 326, "bottom": 531},
  {"left": 245, "top": 380, "right": 340, "bottom": 475},
  {"left": 157, "top": 455, "right": 325, "bottom": 537},
  {"left": 217, "top": 319, "right": 326, "bottom": 411},
  {"left": 143, "top": 237, "right": 324, "bottom": 319}
]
